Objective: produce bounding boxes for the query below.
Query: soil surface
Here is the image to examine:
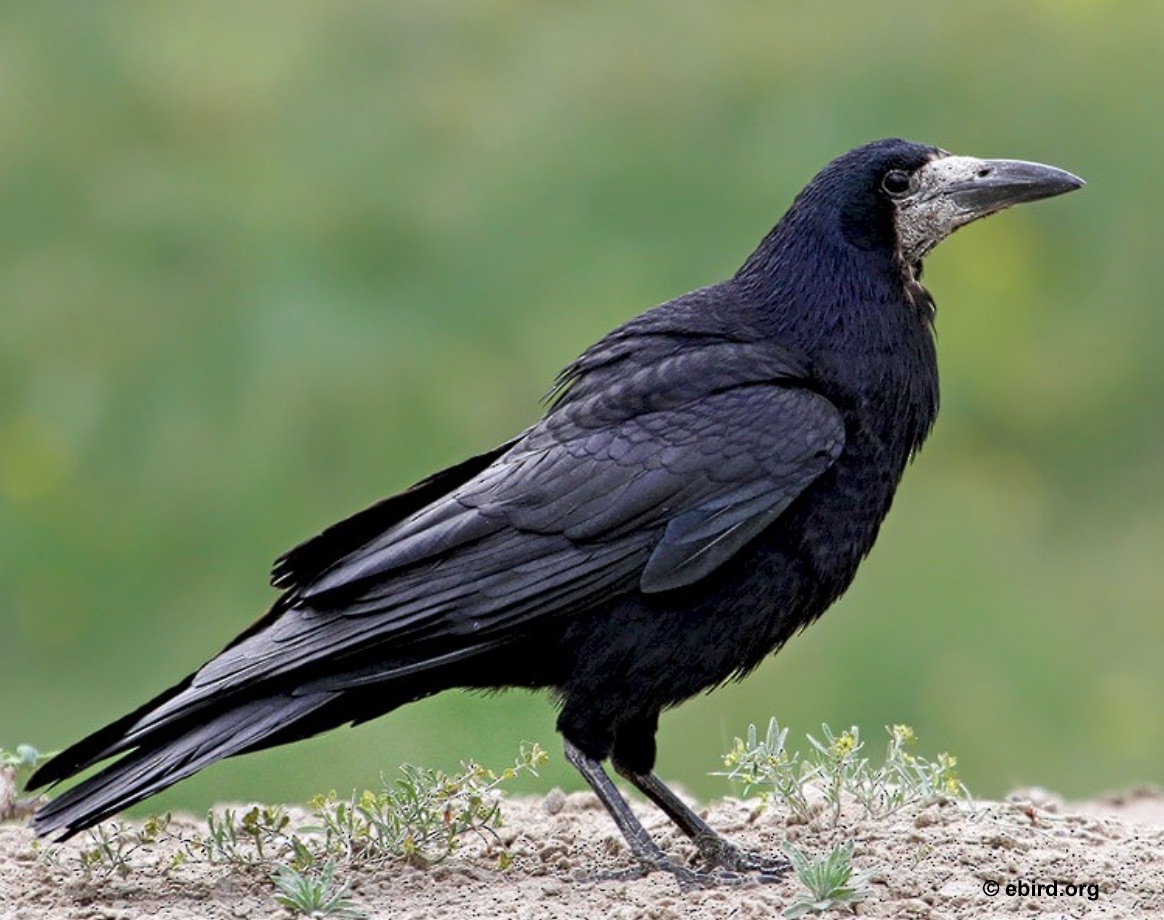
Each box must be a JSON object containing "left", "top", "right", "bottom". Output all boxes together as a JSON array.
[{"left": 2, "top": 786, "right": 1160, "bottom": 919}]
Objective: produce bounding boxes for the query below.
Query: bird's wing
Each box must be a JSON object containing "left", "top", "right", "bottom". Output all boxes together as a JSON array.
[
  {"left": 201, "top": 339, "right": 839, "bottom": 675},
  {"left": 460, "top": 382, "right": 844, "bottom": 594},
  {"left": 270, "top": 440, "right": 520, "bottom": 592},
  {"left": 112, "top": 338, "right": 844, "bottom": 742}
]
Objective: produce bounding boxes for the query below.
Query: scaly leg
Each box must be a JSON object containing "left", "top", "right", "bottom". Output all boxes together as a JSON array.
[
  {"left": 612, "top": 763, "right": 789, "bottom": 879},
  {"left": 564, "top": 740, "right": 786, "bottom": 886}
]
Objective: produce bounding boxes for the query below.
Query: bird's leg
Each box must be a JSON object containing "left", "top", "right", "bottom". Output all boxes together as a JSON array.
[
  {"left": 564, "top": 740, "right": 783, "bottom": 888},
  {"left": 612, "top": 765, "right": 789, "bottom": 879},
  {"left": 563, "top": 739, "right": 674, "bottom": 871}
]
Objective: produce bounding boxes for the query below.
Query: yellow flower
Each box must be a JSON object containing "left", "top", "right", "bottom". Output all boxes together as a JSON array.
[{"left": 830, "top": 731, "right": 857, "bottom": 759}]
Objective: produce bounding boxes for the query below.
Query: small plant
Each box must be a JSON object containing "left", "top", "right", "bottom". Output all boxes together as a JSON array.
[
  {"left": 272, "top": 859, "right": 366, "bottom": 919},
  {"left": 305, "top": 741, "right": 547, "bottom": 867},
  {"left": 805, "top": 724, "right": 865, "bottom": 825},
  {"left": 1, "top": 744, "right": 55, "bottom": 821},
  {"left": 718, "top": 720, "right": 968, "bottom": 825},
  {"left": 856, "top": 724, "right": 967, "bottom": 816},
  {"left": 781, "top": 840, "right": 874, "bottom": 918},
  {"left": 720, "top": 720, "right": 812, "bottom": 820},
  {"left": 61, "top": 742, "right": 546, "bottom": 910},
  {"left": 79, "top": 813, "right": 173, "bottom": 879},
  {"left": 197, "top": 804, "right": 294, "bottom": 864}
]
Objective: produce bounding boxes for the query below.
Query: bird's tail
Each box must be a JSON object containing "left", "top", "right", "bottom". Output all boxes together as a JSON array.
[{"left": 28, "top": 686, "right": 339, "bottom": 840}]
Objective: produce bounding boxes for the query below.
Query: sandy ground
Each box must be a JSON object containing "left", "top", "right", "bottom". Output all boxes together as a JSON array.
[{"left": 2, "top": 785, "right": 1161, "bottom": 919}]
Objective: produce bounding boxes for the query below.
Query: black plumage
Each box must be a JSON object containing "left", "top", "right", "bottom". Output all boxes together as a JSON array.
[{"left": 29, "top": 139, "right": 1082, "bottom": 880}]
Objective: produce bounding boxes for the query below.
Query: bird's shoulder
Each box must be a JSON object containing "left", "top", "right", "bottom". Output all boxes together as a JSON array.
[{"left": 546, "top": 283, "right": 817, "bottom": 427}]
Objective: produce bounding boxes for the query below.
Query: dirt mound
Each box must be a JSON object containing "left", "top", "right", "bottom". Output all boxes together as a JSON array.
[{"left": 2, "top": 787, "right": 1160, "bottom": 919}]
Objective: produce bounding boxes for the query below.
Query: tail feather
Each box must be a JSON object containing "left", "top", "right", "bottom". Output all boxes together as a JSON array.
[
  {"left": 27, "top": 677, "right": 197, "bottom": 791},
  {"left": 30, "top": 690, "right": 337, "bottom": 840}
]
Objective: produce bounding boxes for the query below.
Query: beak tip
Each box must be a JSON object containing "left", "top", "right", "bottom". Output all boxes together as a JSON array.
[
  {"left": 1035, "top": 165, "right": 1085, "bottom": 199},
  {"left": 947, "top": 158, "right": 1087, "bottom": 212}
]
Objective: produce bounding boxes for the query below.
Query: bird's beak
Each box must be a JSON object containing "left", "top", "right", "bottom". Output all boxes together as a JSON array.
[
  {"left": 938, "top": 156, "right": 1086, "bottom": 217},
  {"left": 896, "top": 154, "right": 1084, "bottom": 263}
]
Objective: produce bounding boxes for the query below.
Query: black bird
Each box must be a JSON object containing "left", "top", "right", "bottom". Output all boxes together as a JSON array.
[{"left": 29, "top": 139, "right": 1082, "bottom": 880}]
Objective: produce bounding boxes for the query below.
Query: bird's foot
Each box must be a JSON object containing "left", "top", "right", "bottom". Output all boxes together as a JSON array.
[
  {"left": 584, "top": 856, "right": 751, "bottom": 890},
  {"left": 585, "top": 846, "right": 788, "bottom": 890},
  {"left": 690, "top": 833, "right": 790, "bottom": 881}
]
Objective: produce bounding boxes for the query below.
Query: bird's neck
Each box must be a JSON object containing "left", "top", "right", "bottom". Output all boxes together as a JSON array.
[{"left": 736, "top": 226, "right": 941, "bottom": 458}]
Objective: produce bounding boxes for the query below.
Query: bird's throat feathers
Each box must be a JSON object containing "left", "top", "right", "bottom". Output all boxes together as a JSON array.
[{"left": 731, "top": 189, "right": 940, "bottom": 463}]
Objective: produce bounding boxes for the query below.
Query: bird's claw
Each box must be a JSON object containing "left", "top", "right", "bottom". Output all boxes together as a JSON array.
[
  {"left": 585, "top": 846, "right": 788, "bottom": 890},
  {"left": 685, "top": 833, "right": 790, "bottom": 881},
  {"left": 647, "top": 851, "right": 786, "bottom": 890}
]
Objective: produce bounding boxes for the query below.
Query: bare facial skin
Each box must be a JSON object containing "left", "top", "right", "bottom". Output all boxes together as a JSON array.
[{"left": 894, "top": 155, "right": 1083, "bottom": 265}]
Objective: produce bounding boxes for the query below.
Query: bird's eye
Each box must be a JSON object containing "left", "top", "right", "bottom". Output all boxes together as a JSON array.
[{"left": 881, "top": 170, "right": 912, "bottom": 197}]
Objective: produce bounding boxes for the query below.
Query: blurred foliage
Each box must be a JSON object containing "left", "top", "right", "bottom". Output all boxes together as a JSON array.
[{"left": 2, "top": 1, "right": 1160, "bottom": 813}]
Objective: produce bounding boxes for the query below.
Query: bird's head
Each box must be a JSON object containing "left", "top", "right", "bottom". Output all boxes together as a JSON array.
[
  {"left": 738, "top": 139, "right": 1083, "bottom": 305},
  {"left": 823, "top": 138, "right": 1085, "bottom": 269}
]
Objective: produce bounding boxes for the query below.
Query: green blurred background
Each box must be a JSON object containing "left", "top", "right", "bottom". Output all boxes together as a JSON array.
[{"left": 3, "top": 2, "right": 1161, "bottom": 814}]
